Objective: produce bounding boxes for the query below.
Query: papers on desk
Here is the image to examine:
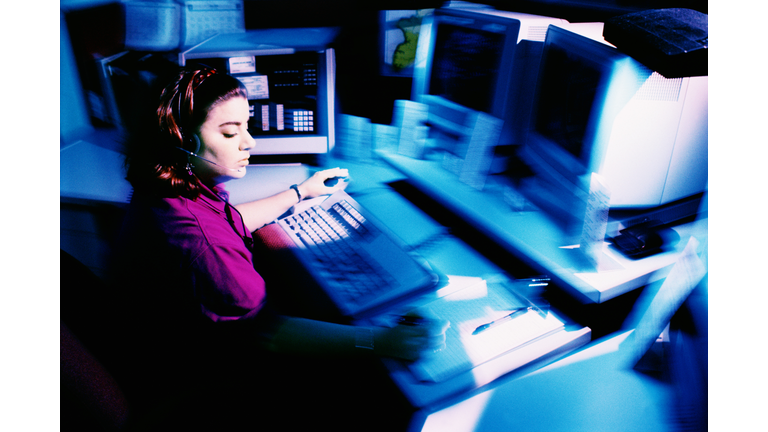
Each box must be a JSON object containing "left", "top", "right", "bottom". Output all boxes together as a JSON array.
[{"left": 379, "top": 276, "right": 566, "bottom": 383}]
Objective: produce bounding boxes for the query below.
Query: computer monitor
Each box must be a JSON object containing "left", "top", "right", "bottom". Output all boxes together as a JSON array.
[
  {"left": 179, "top": 31, "right": 336, "bottom": 156},
  {"left": 516, "top": 24, "right": 708, "bottom": 235},
  {"left": 410, "top": 7, "right": 568, "bottom": 189}
]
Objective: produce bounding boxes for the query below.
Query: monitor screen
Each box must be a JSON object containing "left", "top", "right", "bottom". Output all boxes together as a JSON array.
[
  {"left": 428, "top": 24, "right": 505, "bottom": 114},
  {"left": 523, "top": 25, "right": 647, "bottom": 182},
  {"left": 533, "top": 42, "right": 602, "bottom": 163}
]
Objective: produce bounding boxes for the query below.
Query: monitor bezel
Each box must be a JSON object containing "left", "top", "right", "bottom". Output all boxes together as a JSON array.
[
  {"left": 522, "top": 25, "right": 647, "bottom": 182},
  {"left": 411, "top": 8, "right": 521, "bottom": 121}
]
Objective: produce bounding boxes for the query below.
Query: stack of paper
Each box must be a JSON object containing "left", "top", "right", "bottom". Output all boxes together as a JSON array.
[{"left": 407, "top": 277, "right": 566, "bottom": 383}]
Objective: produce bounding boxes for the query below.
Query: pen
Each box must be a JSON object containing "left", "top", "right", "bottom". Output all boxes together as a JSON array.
[
  {"left": 522, "top": 277, "right": 550, "bottom": 282},
  {"left": 519, "top": 276, "right": 550, "bottom": 287},
  {"left": 398, "top": 315, "right": 426, "bottom": 326},
  {"left": 472, "top": 307, "right": 531, "bottom": 335}
]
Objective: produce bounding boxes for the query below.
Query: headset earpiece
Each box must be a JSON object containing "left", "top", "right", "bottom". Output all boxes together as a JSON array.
[
  {"left": 180, "top": 128, "right": 201, "bottom": 155},
  {"left": 190, "top": 134, "right": 201, "bottom": 154}
]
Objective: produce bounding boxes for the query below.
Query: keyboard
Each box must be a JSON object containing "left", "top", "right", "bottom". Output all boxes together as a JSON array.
[{"left": 277, "top": 191, "right": 436, "bottom": 318}]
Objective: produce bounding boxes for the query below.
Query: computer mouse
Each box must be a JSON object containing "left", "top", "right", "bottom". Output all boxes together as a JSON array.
[
  {"left": 324, "top": 176, "right": 349, "bottom": 187},
  {"left": 611, "top": 219, "right": 680, "bottom": 259}
]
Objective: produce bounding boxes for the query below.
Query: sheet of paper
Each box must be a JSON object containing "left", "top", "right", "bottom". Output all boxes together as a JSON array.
[
  {"left": 580, "top": 172, "right": 611, "bottom": 271},
  {"left": 405, "top": 278, "right": 565, "bottom": 383},
  {"left": 337, "top": 114, "right": 373, "bottom": 160},
  {"left": 237, "top": 75, "right": 269, "bottom": 100},
  {"left": 229, "top": 56, "right": 256, "bottom": 74},
  {"left": 392, "top": 99, "right": 429, "bottom": 159}
]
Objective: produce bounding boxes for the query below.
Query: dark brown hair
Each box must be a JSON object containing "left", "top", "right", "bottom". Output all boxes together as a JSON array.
[{"left": 125, "top": 67, "right": 248, "bottom": 198}]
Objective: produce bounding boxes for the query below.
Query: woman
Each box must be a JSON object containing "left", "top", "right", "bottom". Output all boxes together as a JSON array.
[{"left": 111, "top": 67, "right": 445, "bottom": 429}]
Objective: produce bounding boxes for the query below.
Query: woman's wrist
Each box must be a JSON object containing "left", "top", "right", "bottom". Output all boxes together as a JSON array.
[{"left": 370, "top": 326, "right": 396, "bottom": 357}]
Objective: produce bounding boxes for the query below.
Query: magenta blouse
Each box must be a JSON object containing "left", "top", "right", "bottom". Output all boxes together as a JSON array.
[
  {"left": 108, "top": 181, "right": 276, "bottom": 408},
  {"left": 115, "top": 182, "right": 267, "bottom": 323}
]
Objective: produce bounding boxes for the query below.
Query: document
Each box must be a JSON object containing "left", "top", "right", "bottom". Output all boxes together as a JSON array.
[
  {"left": 337, "top": 114, "right": 373, "bottom": 160},
  {"left": 379, "top": 276, "right": 566, "bottom": 383},
  {"left": 392, "top": 99, "right": 429, "bottom": 159},
  {"left": 579, "top": 173, "right": 611, "bottom": 271}
]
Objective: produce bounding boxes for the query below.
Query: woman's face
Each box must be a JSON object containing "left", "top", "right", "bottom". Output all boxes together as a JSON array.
[{"left": 194, "top": 96, "right": 255, "bottom": 184}]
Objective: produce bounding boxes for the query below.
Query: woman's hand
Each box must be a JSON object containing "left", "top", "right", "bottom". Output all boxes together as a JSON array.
[
  {"left": 372, "top": 310, "right": 450, "bottom": 362},
  {"left": 298, "top": 167, "right": 349, "bottom": 200}
]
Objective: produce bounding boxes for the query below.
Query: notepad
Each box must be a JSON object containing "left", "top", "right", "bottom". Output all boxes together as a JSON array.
[{"left": 406, "top": 278, "right": 566, "bottom": 383}]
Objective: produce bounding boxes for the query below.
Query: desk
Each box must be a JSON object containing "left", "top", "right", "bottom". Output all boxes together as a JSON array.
[
  {"left": 60, "top": 131, "right": 133, "bottom": 276},
  {"left": 412, "top": 265, "right": 708, "bottom": 432},
  {"left": 379, "top": 151, "right": 708, "bottom": 304},
  {"left": 60, "top": 131, "right": 132, "bottom": 206},
  {"left": 413, "top": 330, "right": 675, "bottom": 432},
  {"left": 60, "top": 142, "right": 589, "bottom": 422}
]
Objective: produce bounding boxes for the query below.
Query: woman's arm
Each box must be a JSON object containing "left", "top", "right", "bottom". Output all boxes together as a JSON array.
[
  {"left": 235, "top": 167, "right": 349, "bottom": 232},
  {"left": 263, "top": 315, "right": 448, "bottom": 361}
]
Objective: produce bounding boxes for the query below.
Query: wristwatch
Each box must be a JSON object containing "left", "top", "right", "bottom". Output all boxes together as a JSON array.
[
  {"left": 290, "top": 184, "right": 302, "bottom": 203},
  {"left": 354, "top": 328, "right": 374, "bottom": 350}
]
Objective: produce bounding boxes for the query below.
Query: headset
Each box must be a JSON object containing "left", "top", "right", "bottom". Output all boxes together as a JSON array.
[{"left": 173, "top": 68, "right": 243, "bottom": 173}]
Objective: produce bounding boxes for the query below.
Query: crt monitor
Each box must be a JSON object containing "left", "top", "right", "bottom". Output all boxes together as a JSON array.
[
  {"left": 409, "top": 7, "right": 568, "bottom": 189},
  {"left": 180, "top": 36, "right": 335, "bottom": 157},
  {"left": 412, "top": 7, "right": 569, "bottom": 149},
  {"left": 516, "top": 24, "right": 708, "bottom": 236}
]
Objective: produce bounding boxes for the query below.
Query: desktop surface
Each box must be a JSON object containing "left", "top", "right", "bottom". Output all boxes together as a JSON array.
[
  {"left": 413, "top": 236, "right": 708, "bottom": 432},
  {"left": 415, "top": 329, "right": 675, "bottom": 432},
  {"left": 379, "top": 150, "right": 706, "bottom": 304},
  {"left": 60, "top": 129, "right": 132, "bottom": 206}
]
